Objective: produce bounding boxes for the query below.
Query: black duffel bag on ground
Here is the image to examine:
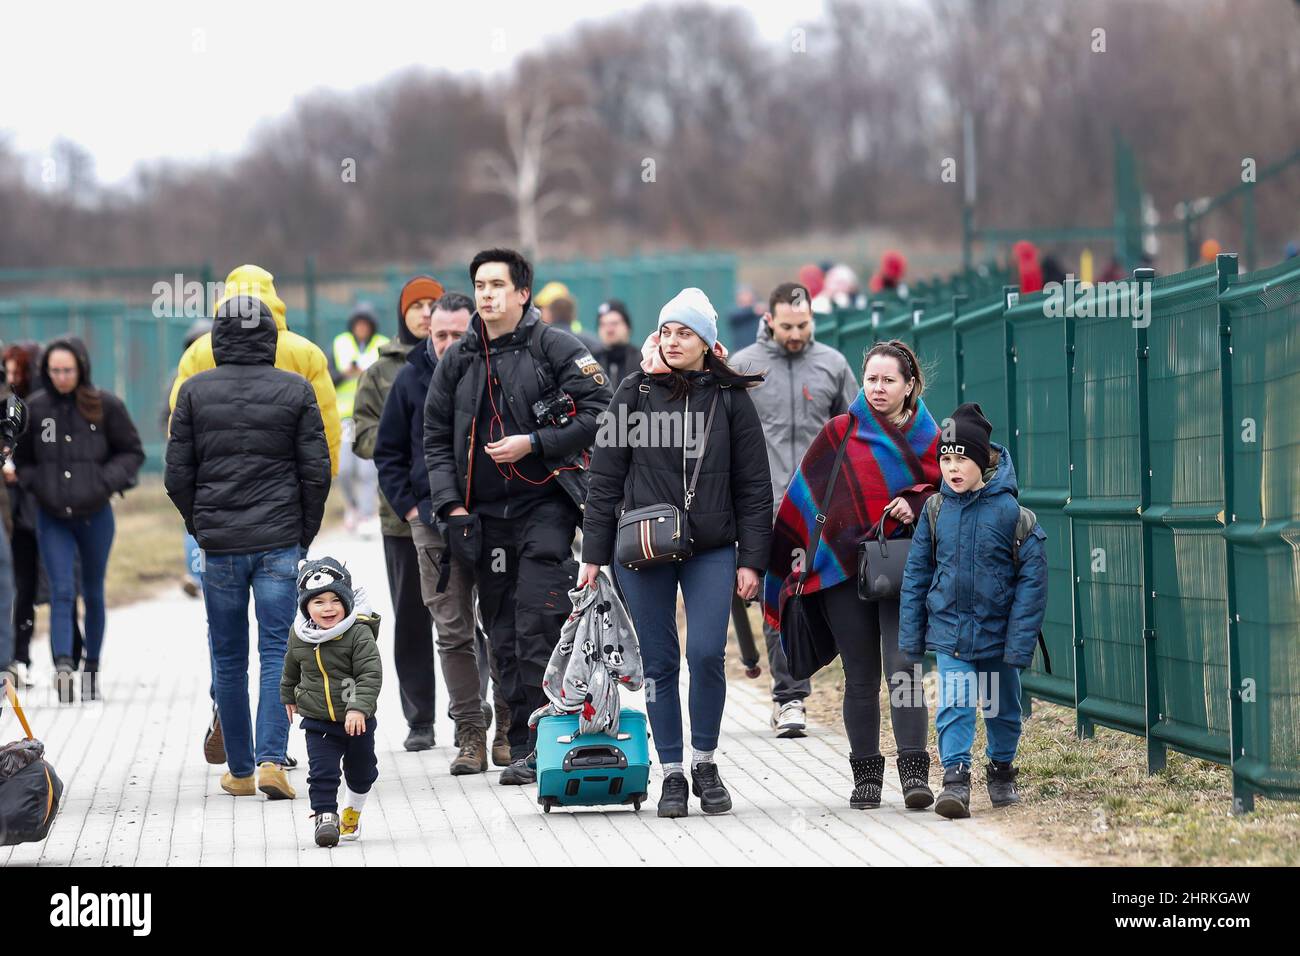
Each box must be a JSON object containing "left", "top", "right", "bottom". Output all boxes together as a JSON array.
[
  {"left": 0, "top": 683, "right": 63, "bottom": 847},
  {"left": 779, "top": 427, "right": 851, "bottom": 681}
]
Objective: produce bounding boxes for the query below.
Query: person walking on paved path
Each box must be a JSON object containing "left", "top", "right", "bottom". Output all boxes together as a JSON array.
[
  {"left": 165, "top": 295, "right": 331, "bottom": 801},
  {"left": 730, "top": 281, "right": 858, "bottom": 739},
  {"left": 377, "top": 290, "right": 511, "bottom": 771},
  {"left": 281, "top": 557, "right": 382, "bottom": 848},
  {"left": 169, "top": 264, "right": 340, "bottom": 759},
  {"left": 424, "top": 249, "right": 611, "bottom": 786},
  {"left": 578, "top": 288, "right": 772, "bottom": 819},
  {"left": 763, "top": 339, "right": 940, "bottom": 811},
  {"left": 899, "top": 403, "right": 1048, "bottom": 819},
  {"left": 353, "top": 275, "right": 446, "bottom": 753},
  {"left": 12, "top": 336, "right": 144, "bottom": 705},
  {"left": 332, "top": 303, "right": 387, "bottom": 536}
]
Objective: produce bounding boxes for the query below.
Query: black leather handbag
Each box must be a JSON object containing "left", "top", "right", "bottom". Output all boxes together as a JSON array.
[
  {"left": 779, "top": 428, "right": 851, "bottom": 681},
  {"left": 857, "top": 512, "right": 914, "bottom": 601},
  {"left": 616, "top": 388, "right": 720, "bottom": 571}
]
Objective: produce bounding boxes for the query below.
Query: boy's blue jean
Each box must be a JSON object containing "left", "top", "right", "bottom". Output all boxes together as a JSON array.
[
  {"left": 934, "top": 653, "right": 1023, "bottom": 768},
  {"left": 202, "top": 546, "right": 299, "bottom": 777},
  {"left": 614, "top": 546, "right": 736, "bottom": 764},
  {"left": 36, "top": 505, "right": 114, "bottom": 662}
]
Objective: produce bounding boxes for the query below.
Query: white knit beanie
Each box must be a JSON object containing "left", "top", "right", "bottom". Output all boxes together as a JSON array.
[{"left": 657, "top": 288, "right": 718, "bottom": 349}]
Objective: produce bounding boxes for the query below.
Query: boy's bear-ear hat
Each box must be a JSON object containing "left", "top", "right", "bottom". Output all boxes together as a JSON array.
[{"left": 297, "top": 557, "right": 354, "bottom": 617}]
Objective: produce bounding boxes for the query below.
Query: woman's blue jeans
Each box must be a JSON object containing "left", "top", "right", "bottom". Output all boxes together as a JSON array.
[{"left": 615, "top": 546, "right": 736, "bottom": 764}]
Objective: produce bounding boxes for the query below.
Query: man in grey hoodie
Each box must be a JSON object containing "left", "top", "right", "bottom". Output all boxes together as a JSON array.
[{"left": 729, "top": 281, "right": 858, "bottom": 737}]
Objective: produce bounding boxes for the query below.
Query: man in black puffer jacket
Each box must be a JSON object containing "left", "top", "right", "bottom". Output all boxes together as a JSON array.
[{"left": 165, "top": 296, "right": 331, "bottom": 800}]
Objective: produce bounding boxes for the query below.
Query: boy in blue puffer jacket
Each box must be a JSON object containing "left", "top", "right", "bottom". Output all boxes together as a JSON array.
[{"left": 899, "top": 403, "right": 1048, "bottom": 819}]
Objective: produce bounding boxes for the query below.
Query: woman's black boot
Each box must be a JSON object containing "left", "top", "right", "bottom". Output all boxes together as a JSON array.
[
  {"left": 897, "top": 749, "right": 934, "bottom": 810},
  {"left": 848, "top": 753, "right": 886, "bottom": 809}
]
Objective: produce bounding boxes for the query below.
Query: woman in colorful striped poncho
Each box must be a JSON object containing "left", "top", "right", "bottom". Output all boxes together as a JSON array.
[{"left": 762, "top": 339, "right": 941, "bottom": 811}]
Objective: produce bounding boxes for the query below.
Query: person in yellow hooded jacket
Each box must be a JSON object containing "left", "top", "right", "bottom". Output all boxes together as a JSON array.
[{"left": 169, "top": 265, "right": 341, "bottom": 477}]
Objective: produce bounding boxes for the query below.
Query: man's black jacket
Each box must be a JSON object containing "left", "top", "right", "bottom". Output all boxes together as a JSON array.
[
  {"left": 165, "top": 297, "right": 331, "bottom": 555},
  {"left": 423, "top": 306, "right": 612, "bottom": 517}
]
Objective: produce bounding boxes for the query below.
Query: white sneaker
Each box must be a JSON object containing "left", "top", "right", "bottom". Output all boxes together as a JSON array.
[
  {"left": 772, "top": 700, "right": 807, "bottom": 738},
  {"left": 5, "top": 661, "right": 31, "bottom": 690}
]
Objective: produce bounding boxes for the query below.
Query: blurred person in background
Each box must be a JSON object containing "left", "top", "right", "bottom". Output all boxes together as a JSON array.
[
  {"left": 797, "top": 264, "right": 825, "bottom": 302},
  {"left": 595, "top": 299, "right": 640, "bottom": 386},
  {"left": 536, "top": 281, "right": 601, "bottom": 355},
  {"left": 332, "top": 303, "right": 388, "bottom": 536},
  {"left": 869, "top": 250, "right": 909, "bottom": 297},
  {"left": 1012, "top": 241, "right": 1044, "bottom": 294},
  {"left": 14, "top": 337, "right": 144, "bottom": 704},
  {"left": 727, "top": 284, "right": 764, "bottom": 345},
  {"left": 730, "top": 282, "right": 858, "bottom": 738},
  {"left": 161, "top": 320, "right": 213, "bottom": 600},
  {"left": 812, "top": 263, "right": 864, "bottom": 314}
]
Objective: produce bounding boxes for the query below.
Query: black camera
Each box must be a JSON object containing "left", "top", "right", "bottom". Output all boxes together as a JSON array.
[
  {"left": 532, "top": 391, "right": 576, "bottom": 429},
  {"left": 1, "top": 394, "right": 28, "bottom": 463}
]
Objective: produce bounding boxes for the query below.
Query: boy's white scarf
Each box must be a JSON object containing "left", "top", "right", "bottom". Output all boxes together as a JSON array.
[{"left": 293, "top": 587, "right": 372, "bottom": 644}]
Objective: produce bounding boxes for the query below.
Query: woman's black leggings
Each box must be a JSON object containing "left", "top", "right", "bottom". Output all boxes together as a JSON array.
[{"left": 820, "top": 580, "right": 929, "bottom": 757}]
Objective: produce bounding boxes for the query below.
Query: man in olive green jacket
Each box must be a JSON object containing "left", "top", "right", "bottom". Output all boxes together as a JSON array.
[{"left": 352, "top": 276, "right": 444, "bottom": 751}]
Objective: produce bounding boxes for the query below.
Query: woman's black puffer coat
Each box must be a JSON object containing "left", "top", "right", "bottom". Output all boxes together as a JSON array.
[
  {"left": 582, "top": 369, "right": 772, "bottom": 570},
  {"left": 13, "top": 337, "right": 144, "bottom": 519},
  {"left": 164, "top": 297, "right": 331, "bottom": 555}
]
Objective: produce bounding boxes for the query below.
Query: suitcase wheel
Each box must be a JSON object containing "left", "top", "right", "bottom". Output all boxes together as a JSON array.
[
  {"left": 632, "top": 796, "right": 643, "bottom": 812},
  {"left": 541, "top": 797, "right": 556, "bottom": 814}
]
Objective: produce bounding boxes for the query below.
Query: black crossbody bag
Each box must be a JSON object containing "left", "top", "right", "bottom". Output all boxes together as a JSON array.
[
  {"left": 779, "top": 427, "right": 852, "bottom": 681},
  {"left": 616, "top": 383, "right": 721, "bottom": 571}
]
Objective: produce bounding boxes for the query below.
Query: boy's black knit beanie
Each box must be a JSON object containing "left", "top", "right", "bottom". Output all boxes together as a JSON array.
[{"left": 938, "top": 402, "right": 993, "bottom": 473}]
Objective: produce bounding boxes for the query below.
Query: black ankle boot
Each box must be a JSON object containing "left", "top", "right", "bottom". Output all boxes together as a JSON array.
[
  {"left": 986, "top": 760, "right": 1021, "bottom": 807},
  {"left": 934, "top": 763, "right": 971, "bottom": 819},
  {"left": 848, "top": 753, "right": 886, "bottom": 809},
  {"left": 897, "top": 749, "right": 934, "bottom": 809}
]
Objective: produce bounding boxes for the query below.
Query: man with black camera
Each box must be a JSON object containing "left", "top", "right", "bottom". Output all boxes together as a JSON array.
[{"left": 424, "top": 249, "right": 612, "bottom": 784}]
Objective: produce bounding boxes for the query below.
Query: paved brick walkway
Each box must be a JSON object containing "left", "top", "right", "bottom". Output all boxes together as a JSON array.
[{"left": 1, "top": 527, "right": 1073, "bottom": 867}]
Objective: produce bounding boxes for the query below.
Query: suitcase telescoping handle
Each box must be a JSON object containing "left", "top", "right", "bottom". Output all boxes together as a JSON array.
[
  {"left": 556, "top": 732, "right": 632, "bottom": 743},
  {"left": 3, "top": 681, "right": 36, "bottom": 740}
]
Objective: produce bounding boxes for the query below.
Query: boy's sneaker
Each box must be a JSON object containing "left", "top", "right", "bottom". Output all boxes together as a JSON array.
[
  {"left": 203, "top": 704, "right": 226, "bottom": 764},
  {"left": 657, "top": 772, "right": 689, "bottom": 818},
  {"left": 771, "top": 700, "right": 807, "bottom": 738},
  {"left": 986, "top": 760, "right": 1021, "bottom": 807},
  {"left": 340, "top": 807, "right": 361, "bottom": 841},
  {"left": 690, "top": 762, "right": 733, "bottom": 814},
  {"left": 934, "top": 763, "right": 972, "bottom": 819},
  {"left": 256, "top": 762, "right": 295, "bottom": 800},
  {"left": 314, "top": 812, "right": 340, "bottom": 848},
  {"left": 498, "top": 755, "right": 537, "bottom": 785}
]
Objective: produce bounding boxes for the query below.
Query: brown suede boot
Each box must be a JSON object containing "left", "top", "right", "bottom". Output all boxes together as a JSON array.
[
  {"left": 450, "top": 725, "right": 488, "bottom": 775},
  {"left": 492, "top": 696, "right": 512, "bottom": 768}
]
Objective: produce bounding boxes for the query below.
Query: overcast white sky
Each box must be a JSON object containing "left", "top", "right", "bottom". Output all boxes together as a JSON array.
[{"left": 3, "top": 0, "right": 826, "bottom": 185}]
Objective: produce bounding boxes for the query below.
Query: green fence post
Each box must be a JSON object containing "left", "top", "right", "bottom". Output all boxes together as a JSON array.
[
  {"left": 1063, "top": 278, "right": 1091, "bottom": 739},
  {"left": 1216, "top": 253, "right": 1253, "bottom": 813},
  {"left": 1242, "top": 184, "right": 1256, "bottom": 273},
  {"left": 1001, "top": 283, "right": 1034, "bottom": 719},
  {"left": 1132, "top": 267, "right": 1165, "bottom": 774}
]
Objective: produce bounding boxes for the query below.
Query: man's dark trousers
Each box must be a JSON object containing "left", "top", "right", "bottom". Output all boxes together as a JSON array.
[
  {"left": 475, "top": 495, "right": 579, "bottom": 760},
  {"left": 381, "top": 533, "right": 436, "bottom": 729}
]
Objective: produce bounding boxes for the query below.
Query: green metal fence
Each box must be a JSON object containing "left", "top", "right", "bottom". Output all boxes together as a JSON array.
[
  {"left": 821, "top": 253, "right": 1300, "bottom": 811},
  {"left": 0, "top": 253, "right": 737, "bottom": 471}
]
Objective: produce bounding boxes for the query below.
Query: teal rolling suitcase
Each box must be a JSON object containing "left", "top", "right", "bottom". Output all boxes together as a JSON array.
[{"left": 535, "top": 708, "right": 651, "bottom": 812}]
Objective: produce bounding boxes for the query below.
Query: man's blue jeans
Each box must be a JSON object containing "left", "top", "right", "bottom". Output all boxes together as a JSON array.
[
  {"left": 201, "top": 546, "right": 299, "bottom": 777},
  {"left": 934, "top": 653, "right": 1023, "bottom": 768},
  {"left": 185, "top": 530, "right": 217, "bottom": 700},
  {"left": 615, "top": 546, "right": 736, "bottom": 764},
  {"left": 36, "top": 505, "right": 114, "bottom": 662}
]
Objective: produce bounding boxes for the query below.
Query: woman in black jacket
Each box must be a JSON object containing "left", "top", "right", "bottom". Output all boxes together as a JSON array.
[
  {"left": 578, "top": 288, "right": 772, "bottom": 819},
  {"left": 13, "top": 337, "right": 144, "bottom": 702}
]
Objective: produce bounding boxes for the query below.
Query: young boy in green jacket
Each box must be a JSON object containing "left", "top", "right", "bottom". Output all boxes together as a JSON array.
[{"left": 281, "top": 558, "right": 383, "bottom": 848}]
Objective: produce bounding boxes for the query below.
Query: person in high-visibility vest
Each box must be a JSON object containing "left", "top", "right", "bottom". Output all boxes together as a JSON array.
[{"left": 332, "top": 305, "right": 388, "bottom": 535}]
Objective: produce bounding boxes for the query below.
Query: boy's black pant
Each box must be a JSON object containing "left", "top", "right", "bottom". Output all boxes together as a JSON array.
[{"left": 301, "top": 716, "right": 379, "bottom": 814}]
